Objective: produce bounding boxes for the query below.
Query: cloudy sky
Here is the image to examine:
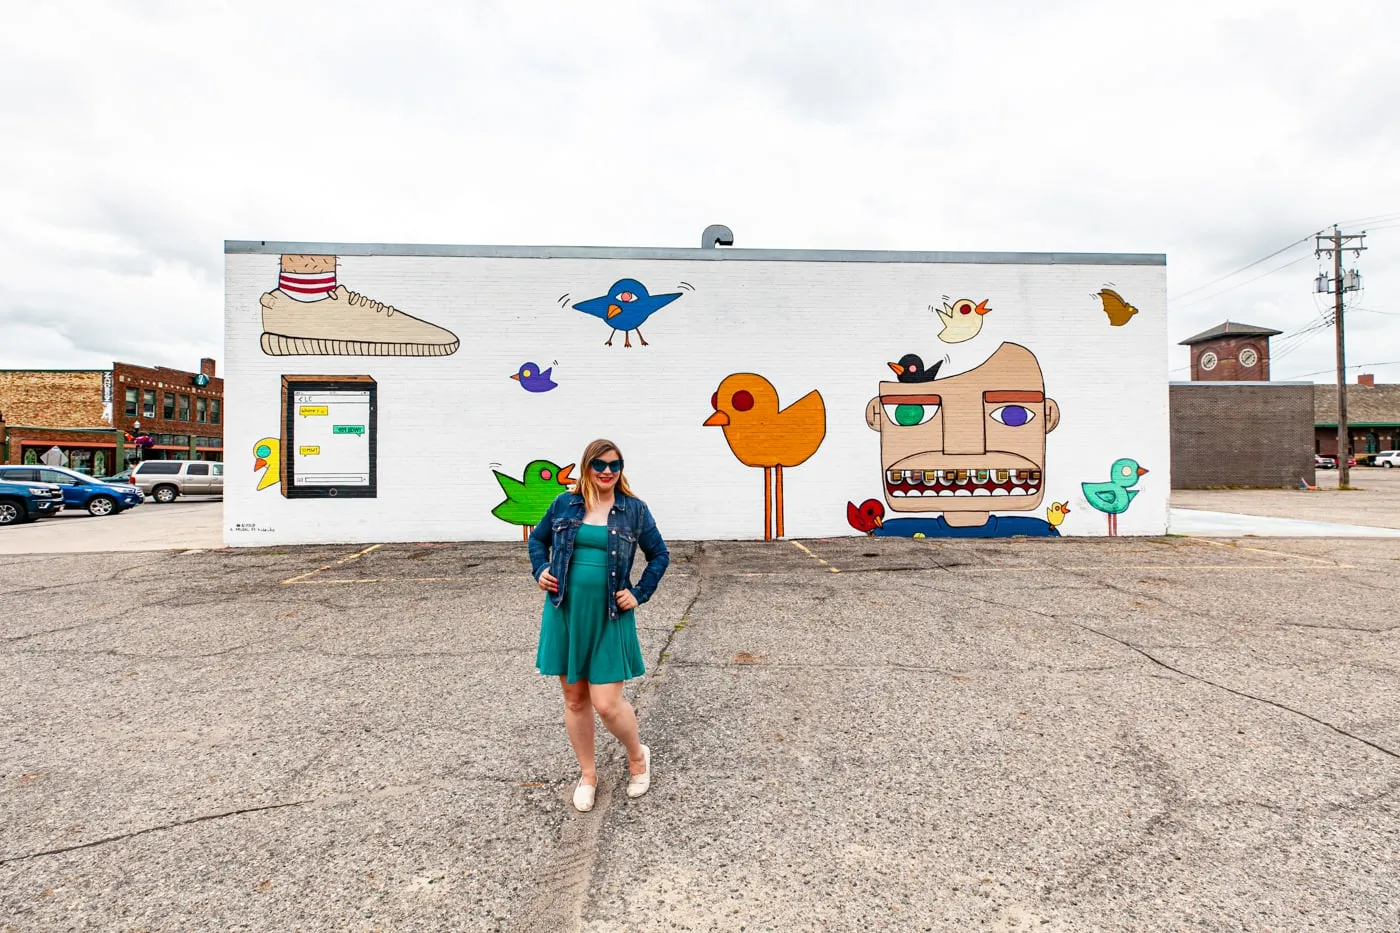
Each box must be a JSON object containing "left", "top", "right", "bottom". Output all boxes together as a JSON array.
[{"left": 3, "top": 0, "right": 1397, "bottom": 383}]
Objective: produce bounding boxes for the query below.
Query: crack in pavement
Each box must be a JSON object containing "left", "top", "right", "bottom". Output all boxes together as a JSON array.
[
  {"left": 0, "top": 799, "right": 313, "bottom": 865},
  {"left": 904, "top": 569, "right": 1400, "bottom": 764}
]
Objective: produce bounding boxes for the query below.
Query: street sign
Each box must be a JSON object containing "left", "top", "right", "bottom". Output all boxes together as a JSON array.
[{"left": 41, "top": 446, "right": 68, "bottom": 467}]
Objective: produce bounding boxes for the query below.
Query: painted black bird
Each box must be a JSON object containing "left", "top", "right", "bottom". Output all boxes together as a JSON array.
[{"left": 886, "top": 354, "right": 943, "bottom": 383}]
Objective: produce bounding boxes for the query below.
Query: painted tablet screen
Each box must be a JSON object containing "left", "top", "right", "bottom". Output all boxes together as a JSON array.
[{"left": 292, "top": 389, "right": 372, "bottom": 487}]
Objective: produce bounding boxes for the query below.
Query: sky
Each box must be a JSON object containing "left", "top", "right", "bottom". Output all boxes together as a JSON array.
[{"left": 2, "top": 0, "right": 1398, "bottom": 383}]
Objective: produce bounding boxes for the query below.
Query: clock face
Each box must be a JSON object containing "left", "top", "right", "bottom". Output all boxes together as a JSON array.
[
  {"left": 1200, "top": 351, "right": 1218, "bottom": 372},
  {"left": 1239, "top": 348, "right": 1259, "bottom": 368}
]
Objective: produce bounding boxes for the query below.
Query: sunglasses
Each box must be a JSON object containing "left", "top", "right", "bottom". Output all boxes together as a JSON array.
[{"left": 590, "top": 458, "right": 624, "bottom": 474}]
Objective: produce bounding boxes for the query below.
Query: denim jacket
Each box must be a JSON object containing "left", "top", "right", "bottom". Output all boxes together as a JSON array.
[{"left": 527, "top": 491, "right": 669, "bottom": 622}]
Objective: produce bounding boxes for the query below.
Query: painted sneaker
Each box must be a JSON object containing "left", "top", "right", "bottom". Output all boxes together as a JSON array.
[{"left": 260, "top": 285, "right": 460, "bottom": 357}]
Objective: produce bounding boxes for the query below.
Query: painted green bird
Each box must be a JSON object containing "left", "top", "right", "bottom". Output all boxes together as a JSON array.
[
  {"left": 1081, "top": 458, "right": 1148, "bottom": 536},
  {"left": 492, "top": 459, "right": 575, "bottom": 539}
]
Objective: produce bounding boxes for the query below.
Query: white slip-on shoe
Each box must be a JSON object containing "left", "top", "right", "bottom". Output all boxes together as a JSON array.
[
  {"left": 626, "top": 745, "right": 652, "bottom": 799},
  {"left": 573, "top": 780, "right": 597, "bottom": 812}
]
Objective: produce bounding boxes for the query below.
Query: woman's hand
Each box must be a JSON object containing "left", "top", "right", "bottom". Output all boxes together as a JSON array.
[
  {"left": 615, "top": 589, "right": 638, "bottom": 611},
  {"left": 538, "top": 569, "right": 559, "bottom": 593}
]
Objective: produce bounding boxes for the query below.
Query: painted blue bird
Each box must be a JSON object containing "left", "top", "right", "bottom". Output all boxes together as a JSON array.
[
  {"left": 1081, "top": 458, "right": 1148, "bottom": 536},
  {"left": 510, "top": 362, "right": 557, "bottom": 393},
  {"left": 572, "top": 278, "right": 681, "bottom": 347}
]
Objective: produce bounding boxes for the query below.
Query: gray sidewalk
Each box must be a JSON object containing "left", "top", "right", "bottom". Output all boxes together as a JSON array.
[{"left": 2, "top": 537, "right": 1398, "bottom": 931}]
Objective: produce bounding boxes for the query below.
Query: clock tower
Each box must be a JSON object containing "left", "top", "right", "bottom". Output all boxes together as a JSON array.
[{"left": 1179, "top": 321, "right": 1282, "bottom": 381}]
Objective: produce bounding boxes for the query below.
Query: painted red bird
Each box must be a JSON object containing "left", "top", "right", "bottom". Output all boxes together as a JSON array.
[{"left": 847, "top": 499, "right": 886, "bottom": 534}]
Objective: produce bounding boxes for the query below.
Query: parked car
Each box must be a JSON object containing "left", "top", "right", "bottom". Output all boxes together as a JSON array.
[
  {"left": 98, "top": 469, "right": 135, "bottom": 484},
  {"left": 1373, "top": 450, "right": 1400, "bottom": 469},
  {"left": 130, "top": 460, "right": 224, "bottom": 503},
  {"left": 1314, "top": 454, "right": 1336, "bottom": 469},
  {"left": 0, "top": 478, "right": 65, "bottom": 525},
  {"left": 0, "top": 466, "right": 144, "bottom": 516}
]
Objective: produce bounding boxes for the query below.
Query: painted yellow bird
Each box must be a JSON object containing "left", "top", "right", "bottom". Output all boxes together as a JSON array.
[
  {"left": 936, "top": 298, "right": 991, "bottom": 344},
  {"left": 1046, "top": 501, "right": 1071, "bottom": 527},
  {"left": 254, "top": 437, "right": 281, "bottom": 491}
]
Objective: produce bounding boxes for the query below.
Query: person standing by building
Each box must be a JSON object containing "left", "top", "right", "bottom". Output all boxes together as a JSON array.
[{"left": 528, "top": 439, "right": 669, "bottom": 812}]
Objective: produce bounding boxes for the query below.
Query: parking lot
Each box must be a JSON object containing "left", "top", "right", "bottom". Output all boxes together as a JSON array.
[
  {"left": 2, "top": 527, "right": 1398, "bottom": 931},
  {"left": 0, "top": 497, "right": 224, "bottom": 555}
]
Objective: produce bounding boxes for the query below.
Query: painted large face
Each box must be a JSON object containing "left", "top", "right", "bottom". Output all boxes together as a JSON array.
[{"left": 864, "top": 343, "right": 1059, "bottom": 515}]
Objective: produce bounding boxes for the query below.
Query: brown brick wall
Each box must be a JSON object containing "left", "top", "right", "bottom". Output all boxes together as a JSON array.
[
  {"left": 0, "top": 371, "right": 107, "bottom": 427},
  {"left": 1189, "top": 335, "right": 1272, "bottom": 381},
  {"left": 1170, "top": 383, "right": 1315, "bottom": 488},
  {"left": 112, "top": 361, "right": 224, "bottom": 441}
]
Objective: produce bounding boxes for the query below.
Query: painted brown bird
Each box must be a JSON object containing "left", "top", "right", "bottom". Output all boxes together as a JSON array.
[{"left": 1097, "top": 288, "right": 1139, "bottom": 327}]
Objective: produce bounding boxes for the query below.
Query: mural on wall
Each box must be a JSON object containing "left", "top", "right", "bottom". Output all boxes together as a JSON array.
[
  {"left": 492, "top": 459, "right": 576, "bottom": 539},
  {"left": 704, "top": 374, "right": 827, "bottom": 540},
  {"left": 935, "top": 298, "right": 992, "bottom": 344},
  {"left": 253, "top": 437, "right": 281, "bottom": 491},
  {"left": 260, "top": 255, "right": 460, "bottom": 357},
  {"left": 277, "top": 375, "right": 378, "bottom": 499},
  {"left": 888, "top": 354, "right": 943, "bottom": 382},
  {"left": 572, "top": 278, "right": 682, "bottom": 347},
  {"left": 224, "top": 244, "right": 1169, "bottom": 546},
  {"left": 848, "top": 342, "right": 1063, "bottom": 538},
  {"left": 1097, "top": 288, "right": 1139, "bottom": 327},
  {"left": 511, "top": 361, "right": 558, "bottom": 393},
  {"left": 1081, "top": 458, "right": 1148, "bottom": 535}
]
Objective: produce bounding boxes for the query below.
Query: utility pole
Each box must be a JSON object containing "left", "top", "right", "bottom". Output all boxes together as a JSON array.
[{"left": 1315, "top": 226, "right": 1366, "bottom": 487}]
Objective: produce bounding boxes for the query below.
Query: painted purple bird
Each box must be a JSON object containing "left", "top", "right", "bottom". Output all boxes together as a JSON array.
[{"left": 511, "top": 362, "right": 557, "bottom": 393}]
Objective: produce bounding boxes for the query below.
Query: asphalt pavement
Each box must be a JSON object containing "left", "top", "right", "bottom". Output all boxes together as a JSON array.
[{"left": 2, "top": 534, "right": 1398, "bottom": 931}]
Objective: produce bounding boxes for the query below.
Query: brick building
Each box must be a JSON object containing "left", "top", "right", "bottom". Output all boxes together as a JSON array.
[
  {"left": 1170, "top": 382, "right": 1316, "bottom": 487},
  {"left": 1178, "top": 321, "right": 1283, "bottom": 381},
  {"left": 1314, "top": 375, "right": 1400, "bottom": 458},
  {"left": 0, "top": 359, "right": 223, "bottom": 473}
]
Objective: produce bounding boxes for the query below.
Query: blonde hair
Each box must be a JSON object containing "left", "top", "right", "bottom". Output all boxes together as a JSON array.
[{"left": 574, "top": 438, "right": 634, "bottom": 510}]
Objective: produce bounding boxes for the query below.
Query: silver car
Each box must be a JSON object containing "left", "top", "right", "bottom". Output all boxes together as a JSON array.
[{"left": 130, "top": 460, "right": 225, "bottom": 502}]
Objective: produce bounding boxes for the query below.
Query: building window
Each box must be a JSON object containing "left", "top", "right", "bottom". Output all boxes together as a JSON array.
[
  {"left": 142, "top": 390, "right": 156, "bottom": 418},
  {"left": 196, "top": 397, "right": 208, "bottom": 423},
  {"left": 173, "top": 435, "right": 189, "bottom": 446},
  {"left": 163, "top": 393, "right": 176, "bottom": 419},
  {"left": 125, "top": 388, "right": 138, "bottom": 417},
  {"left": 178, "top": 395, "right": 190, "bottom": 421},
  {"left": 210, "top": 399, "right": 221, "bottom": 425}
]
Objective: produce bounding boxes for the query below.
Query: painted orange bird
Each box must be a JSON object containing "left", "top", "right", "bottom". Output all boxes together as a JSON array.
[{"left": 705, "top": 373, "right": 827, "bottom": 540}]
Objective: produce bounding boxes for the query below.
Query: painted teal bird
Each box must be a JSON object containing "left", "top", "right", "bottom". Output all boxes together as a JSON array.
[
  {"left": 1081, "top": 458, "right": 1148, "bottom": 536},
  {"left": 492, "top": 459, "right": 575, "bottom": 539}
]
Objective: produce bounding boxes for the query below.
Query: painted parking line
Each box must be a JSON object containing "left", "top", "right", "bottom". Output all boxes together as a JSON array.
[
  {"left": 1190, "top": 538, "right": 1348, "bottom": 566},
  {"left": 790, "top": 540, "right": 840, "bottom": 573},
  {"left": 280, "top": 543, "right": 384, "bottom": 585}
]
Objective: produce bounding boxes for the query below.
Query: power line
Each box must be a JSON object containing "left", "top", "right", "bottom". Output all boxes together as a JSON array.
[
  {"left": 1276, "top": 359, "right": 1400, "bottom": 381},
  {"left": 1337, "top": 210, "right": 1400, "bottom": 226},
  {"left": 1170, "top": 253, "right": 1313, "bottom": 310},
  {"left": 1169, "top": 232, "right": 1317, "bottom": 304}
]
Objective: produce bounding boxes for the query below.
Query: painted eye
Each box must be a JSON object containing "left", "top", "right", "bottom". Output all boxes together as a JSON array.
[
  {"left": 883, "top": 403, "right": 939, "bottom": 426},
  {"left": 540, "top": 469, "right": 553, "bottom": 481},
  {"left": 710, "top": 391, "right": 718, "bottom": 410},
  {"left": 989, "top": 405, "right": 1035, "bottom": 427},
  {"left": 522, "top": 369, "right": 532, "bottom": 377},
  {"left": 255, "top": 444, "right": 271, "bottom": 458},
  {"left": 959, "top": 303, "right": 973, "bottom": 315},
  {"left": 616, "top": 291, "right": 638, "bottom": 302},
  {"left": 1121, "top": 465, "right": 1134, "bottom": 477},
  {"left": 732, "top": 390, "right": 754, "bottom": 412}
]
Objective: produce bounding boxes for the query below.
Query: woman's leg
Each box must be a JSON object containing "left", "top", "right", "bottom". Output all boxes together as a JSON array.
[
  {"left": 588, "top": 681, "right": 646, "bottom": 775},
  {"left": 560, "top": 677, "right": 597, "bottom": 785}
]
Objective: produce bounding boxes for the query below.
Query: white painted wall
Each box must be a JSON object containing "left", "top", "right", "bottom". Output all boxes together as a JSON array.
[{"left": 224, "top": 250, "right": 1169, "bottom": 545}]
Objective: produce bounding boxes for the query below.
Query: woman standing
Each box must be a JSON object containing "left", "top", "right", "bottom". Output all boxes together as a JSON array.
[{"left": 528, "top": 439, "right": 670, "bottom": 812}]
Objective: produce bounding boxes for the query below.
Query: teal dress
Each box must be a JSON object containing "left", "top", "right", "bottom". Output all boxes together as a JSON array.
[{"left": 536, "top": 523, "right": 646, "bottom": 684}]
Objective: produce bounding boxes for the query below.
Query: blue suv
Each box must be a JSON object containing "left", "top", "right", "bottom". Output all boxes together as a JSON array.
[
  {"left": 0, "top": 479, "right": 65, "bottom": 525},
  {"left": 0, "top": 466, "right": 144, "bottom": 516}
]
